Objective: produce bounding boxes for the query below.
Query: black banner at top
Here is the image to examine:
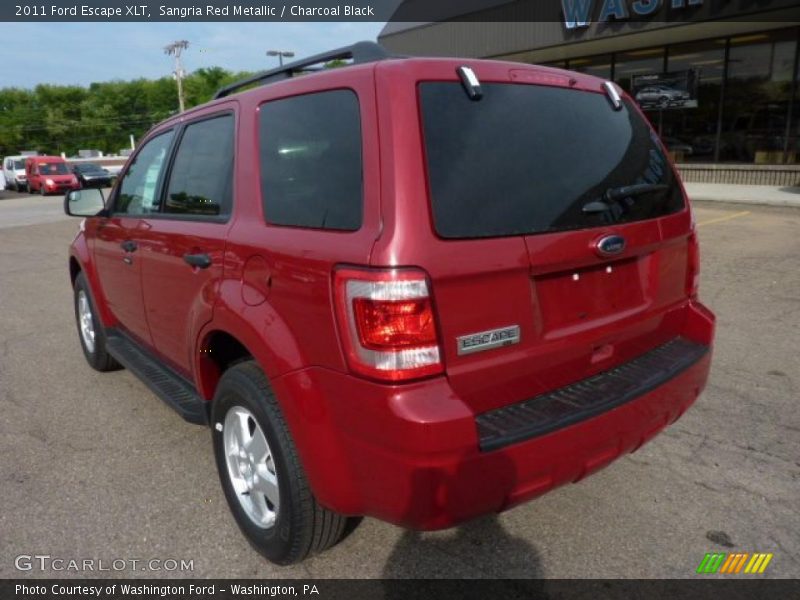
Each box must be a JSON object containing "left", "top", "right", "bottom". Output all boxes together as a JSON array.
[{"left": 2, "top": 0, "right": 799, "bottom": 22}]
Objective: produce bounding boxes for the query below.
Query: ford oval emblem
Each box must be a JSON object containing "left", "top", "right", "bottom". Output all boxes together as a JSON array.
[{"left": 596, "top": 235, "right": 626, "bottom": 257}]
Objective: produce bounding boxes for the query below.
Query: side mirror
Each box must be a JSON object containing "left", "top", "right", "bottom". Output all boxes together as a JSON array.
[{"left": 64, "top": 188, "right": 106, "bottom": 217}]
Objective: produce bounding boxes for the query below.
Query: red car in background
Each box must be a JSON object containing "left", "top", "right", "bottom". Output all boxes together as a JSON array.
[{"left": 25, "top": 156, "right": 80, "bottom": 195}]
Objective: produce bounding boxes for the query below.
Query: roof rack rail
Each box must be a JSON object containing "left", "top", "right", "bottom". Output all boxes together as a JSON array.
[{"left": 213, "top": 41, "right": 391, "bottom": 100}]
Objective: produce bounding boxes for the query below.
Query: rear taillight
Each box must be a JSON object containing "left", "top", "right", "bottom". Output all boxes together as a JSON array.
[
  {"left": 687, "top": 230, "right": 700, "bottom": 299},
  {"left": 334, "top": 267, "right": 443, "bottom": 382}
]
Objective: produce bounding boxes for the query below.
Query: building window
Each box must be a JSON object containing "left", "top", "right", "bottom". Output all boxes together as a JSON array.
[
  {"left": 660, "top": 40, "right": 727, "bottom": 162},
  {"left": 719, "top": 29, "right": 798, "bottom": 163},
  {"left": 791, "top": 39, "right": 800, "bottom": 164},
  {"left": 614, "top": 47, "right": 666, "bottom": 94},
  {"left": 568, "top": 54, "right": 613, "bottom": 80}
]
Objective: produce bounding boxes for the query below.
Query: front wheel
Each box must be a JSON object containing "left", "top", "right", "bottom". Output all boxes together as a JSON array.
[{"left": 211, "top": 361, "right": 358, "bottom": 565}]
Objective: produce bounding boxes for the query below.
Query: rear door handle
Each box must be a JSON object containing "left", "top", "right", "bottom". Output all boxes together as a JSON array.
[
  {"left": 183, "top": 253, "right": 212, "bottom": 269},
  {"left": 120, "top": 240, "right": 137, "bottom": 253}
]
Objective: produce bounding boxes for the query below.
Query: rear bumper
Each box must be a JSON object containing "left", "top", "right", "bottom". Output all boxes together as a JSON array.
[{"left": 273, "top": 300, "right": 715, "bottom": 530}]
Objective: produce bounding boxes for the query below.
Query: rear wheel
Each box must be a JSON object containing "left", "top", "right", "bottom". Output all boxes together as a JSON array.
[
  {"left": 73, "top": 272, "right": 121, "bottom": 372},
  {"left": 211, "top": 361, "right": 358, "bottom": 565}
]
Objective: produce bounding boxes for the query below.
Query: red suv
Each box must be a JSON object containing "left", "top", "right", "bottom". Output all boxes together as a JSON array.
[{"left": 64, "top": 42, "right": 715, "bottom": 565}]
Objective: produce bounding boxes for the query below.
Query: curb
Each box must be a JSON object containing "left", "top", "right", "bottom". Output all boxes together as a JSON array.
[
  {"left": 688, "top": 195, "right": 800, "bottom": 208},
  {"left": 685, "top": 185, "right": 800, "bottom": 209}
]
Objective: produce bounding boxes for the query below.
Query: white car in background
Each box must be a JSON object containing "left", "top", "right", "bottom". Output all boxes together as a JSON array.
[{"left": 3, "top": 156, "right": 29, "bottom": 192}]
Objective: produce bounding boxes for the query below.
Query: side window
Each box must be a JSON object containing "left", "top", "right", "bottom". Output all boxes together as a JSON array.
[
  {"left": 115, "top": 130, "right": 174, "bottom": 215},
  {"left": 259, "top": 90, "right": 362, "bottom": 231},
  {"left": 164, "top": 114, "right": 234, "bottom": 217}
]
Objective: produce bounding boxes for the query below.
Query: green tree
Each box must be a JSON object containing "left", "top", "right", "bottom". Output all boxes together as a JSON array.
[{"left": 0, "top": 67, "right": 254, "bottom": 157}]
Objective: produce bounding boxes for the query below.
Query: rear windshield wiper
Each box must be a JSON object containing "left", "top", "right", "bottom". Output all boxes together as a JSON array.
[{"left": 582, "top": 183, "right": 670, "bottom": 213}]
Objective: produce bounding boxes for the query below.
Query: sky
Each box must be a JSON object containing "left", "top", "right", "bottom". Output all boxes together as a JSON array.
[{"left": 4, "top": 22, "right": 387, "bottom": 88}]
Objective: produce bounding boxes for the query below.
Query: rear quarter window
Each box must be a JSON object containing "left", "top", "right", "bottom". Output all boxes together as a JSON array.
[
  {"left": 419, "top": 82, "right": 684, "bottom": 239},
  {"left": 258, "top": 89, "right": 362, "bottom": 231}
]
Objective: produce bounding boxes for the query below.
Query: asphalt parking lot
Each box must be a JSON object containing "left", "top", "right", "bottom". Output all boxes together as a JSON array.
[{"left": 0, "top": 190, "right": 798, "bottom": 579}]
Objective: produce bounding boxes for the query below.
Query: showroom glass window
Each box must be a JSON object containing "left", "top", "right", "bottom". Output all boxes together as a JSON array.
[
  {"left": 792, "top": 40, "right": 800, "bottom": 163},
  {"left": 719, "top": 30, "right": 798, "bottom": 163},
  {"left": 661, "top": 40, "right": 727, "bottom": 162},
  {"left": 541, "top": 60, "right": 567, "bottom": 69},
  {"left": 614, "top": 48, "right": 665, "bottom": 94},
  {"left": 569, "top": 54, "right": 613, "bottom": 80}
]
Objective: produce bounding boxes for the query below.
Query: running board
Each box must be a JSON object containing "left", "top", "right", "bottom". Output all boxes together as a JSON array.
[{"left": 106, "top": 332, "right": 208, "bottom": 425}]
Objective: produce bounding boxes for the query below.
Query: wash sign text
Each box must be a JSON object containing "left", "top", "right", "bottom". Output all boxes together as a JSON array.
[{"left": 561, "top": 0, "right": 703, "bottom": 29}]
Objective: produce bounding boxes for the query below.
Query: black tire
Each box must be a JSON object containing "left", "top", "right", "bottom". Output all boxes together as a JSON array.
[
  {"left": 211, "top": 361, "right": 357, "bottom": 565},
  {"left": 73, "top": 272, "right": 122, "bottom": 372}
]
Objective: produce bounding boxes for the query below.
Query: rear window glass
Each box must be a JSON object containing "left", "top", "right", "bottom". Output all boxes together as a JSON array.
[
  {"left": 419, "top": 82, "right": 684, "bottom": 239},
  {"left": 259, "top": 90, "right": 362, "bottom": 231}
]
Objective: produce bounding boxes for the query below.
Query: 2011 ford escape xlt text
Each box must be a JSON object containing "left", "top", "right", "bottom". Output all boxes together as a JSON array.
[{"left": 64, "top": 42, "right": 715, "bottom": 565}]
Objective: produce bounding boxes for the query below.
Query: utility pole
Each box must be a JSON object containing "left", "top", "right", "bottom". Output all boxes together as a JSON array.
[
  {"left": 267, "top": 49, "right": 295, "bottom": 66},
  {"left": 164, "top": 40, "right": 189, "bottom": 112}
]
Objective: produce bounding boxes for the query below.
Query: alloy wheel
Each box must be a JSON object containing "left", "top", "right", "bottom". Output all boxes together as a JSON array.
[
  {"left": 77, "top": 290, "right": 96, "bottom": 354},
  {"left": 223, "top": 406, "right": 280, "bottom": 529}
]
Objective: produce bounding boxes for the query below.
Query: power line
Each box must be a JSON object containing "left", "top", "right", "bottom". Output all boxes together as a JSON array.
[{"left": 1, "top": 115, "right": 169, "bottom": 133}]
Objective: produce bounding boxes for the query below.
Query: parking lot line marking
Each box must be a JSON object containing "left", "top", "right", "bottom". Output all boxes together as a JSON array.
[{"left": 696, "top": 210, "right": 750, "bottom": 228}]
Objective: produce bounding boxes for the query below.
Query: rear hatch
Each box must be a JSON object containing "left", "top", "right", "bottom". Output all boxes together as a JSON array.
[{"left": 417, "top": 75, "right": 694, "bottom": 414}]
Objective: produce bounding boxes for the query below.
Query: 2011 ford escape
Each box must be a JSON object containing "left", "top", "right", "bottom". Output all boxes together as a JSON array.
[{"left": 64, "top": 42, "right": 715, "bottom": 565}]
